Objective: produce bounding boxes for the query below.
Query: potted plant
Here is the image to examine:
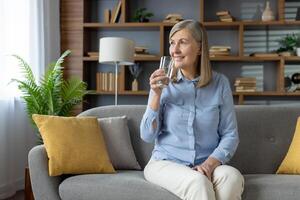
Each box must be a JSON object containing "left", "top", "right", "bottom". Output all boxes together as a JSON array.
[
  {"left": 11, "top": 50, "right": 89, "bottom": 144},
  {"left": 133, "top": 8, "right": 154, "bottom": 22},
  {"left": 276, "top": 33, "right": 299, "bottom": 56}
]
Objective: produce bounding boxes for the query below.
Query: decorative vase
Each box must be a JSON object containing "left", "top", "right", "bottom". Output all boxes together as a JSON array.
[
  {"left": 132, "top": 79, "right": 138, "bottom": 91},
  {"left": 262, "top": 1, "right": 275, "bottom": 21}
]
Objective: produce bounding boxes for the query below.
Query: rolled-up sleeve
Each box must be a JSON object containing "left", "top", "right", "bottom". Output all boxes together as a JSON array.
[
  {"left": 210, "top": 76, "right": 239, "bottom": 164},
  {"left": 140, "top": 90, "right": 162, "bottom": 143}
]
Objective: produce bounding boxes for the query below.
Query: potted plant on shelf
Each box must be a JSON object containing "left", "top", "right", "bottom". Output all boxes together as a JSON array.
[
  {"left": 276, "top": 33, "right": 299, "bottom": 56},
  {"left": 133, "top": 8, "right": 154, "bottom": 22},
  {"left": 11, "top": 50, "right": 89, "bottom": 144}
]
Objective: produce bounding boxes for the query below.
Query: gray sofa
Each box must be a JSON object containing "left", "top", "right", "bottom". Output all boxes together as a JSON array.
[{"left": 28, "top": 105, "right": 300, "bottom": 200}]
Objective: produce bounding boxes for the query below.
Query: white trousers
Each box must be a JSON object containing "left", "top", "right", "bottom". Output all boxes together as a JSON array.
[{"left": 144, "top": 159, "right": 244, "bottom": 200}]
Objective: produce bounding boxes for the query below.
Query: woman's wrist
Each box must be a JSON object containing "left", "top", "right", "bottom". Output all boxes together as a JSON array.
[
  {"left": 205, "top": 157, "right": 221, "bottom": 169},
  {"left": 150, "top": 92, "right": 161, "bottom": 111}
]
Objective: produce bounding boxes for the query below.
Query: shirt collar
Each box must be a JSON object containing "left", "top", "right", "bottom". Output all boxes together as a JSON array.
[{"left": 177, "top": 69, "right": 200, "bottom": 84}]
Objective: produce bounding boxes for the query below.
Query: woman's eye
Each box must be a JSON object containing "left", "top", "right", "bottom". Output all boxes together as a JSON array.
[{"left": 181, "top": 40, "right": 188, "bottom": 45}]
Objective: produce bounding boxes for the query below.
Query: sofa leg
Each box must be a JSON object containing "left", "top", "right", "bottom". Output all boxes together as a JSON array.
[{"left": 25, "top": 167, "right": 35, "bottom": 200}]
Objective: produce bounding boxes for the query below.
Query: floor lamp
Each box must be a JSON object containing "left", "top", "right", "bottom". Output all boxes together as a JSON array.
[{"left": 99, "top": 37, "right": 135, "bottom": 105}]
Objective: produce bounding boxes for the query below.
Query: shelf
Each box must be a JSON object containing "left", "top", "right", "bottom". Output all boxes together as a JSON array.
[
  {"left": 84, "top": 22, "right": 162, "bottom": 28},
  {"left": 203, "top": 21, "right": 241, "bottom": 28},
  {"left": 210, "top": 56, "right": 300, "bottom": 62},
  {"left": 83, "top": 56, "right": 160, "bottom": 62},
  {"left": 233, "top": 92, "right": 300, "bottom": 96},
  {"left": 83, "top": 56, "right": 299, "bottom": 62},
  {"left": 242, "top": 20, "right": 300, "bottom": 26},
  {"left": 84, "top": 20, "right": 300, "bottom": 29},
  {"left": 210, "top": 56, "right": 281, "bottom": 61},
  {"left": 83, "top": 22, "right": 186, "bottom": 28},
  {"left": 203, "top": 20, "right": 300, "bottom": 27},
  {"left": 89, "top": 90, "right": 149, "bottom": 95},
  {"left": 61, "top": 0, "right": 300, "bottom": 110},
  {"left": 284, "top": 56, "right": 300, "bottom": 61}
]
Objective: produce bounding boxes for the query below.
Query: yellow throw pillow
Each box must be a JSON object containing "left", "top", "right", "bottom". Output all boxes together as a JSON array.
[
  {"left": 277, "top": 117, "right": 300, "bottom": 174},
  {"left": 32, "top": 114, "right": 115, "bottom": 176}
]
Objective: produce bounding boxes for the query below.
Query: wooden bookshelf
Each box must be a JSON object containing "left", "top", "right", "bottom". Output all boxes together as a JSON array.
[
  {"left": 90, "top": 90, "right": 149, "bottom": 96},
  {"left": 61, "top": 0, "right": 300, "bottom": 109},
  {"left": 83, "top": 56, "right": 160, "bottom": 61}
]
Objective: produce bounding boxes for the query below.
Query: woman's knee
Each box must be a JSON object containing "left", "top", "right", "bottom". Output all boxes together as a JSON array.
[
  {"left": 213, "top": 166, "right": 244, "bottom": 200},
  {"left": 213, "top": 165, "right": 244, "bottom": 185}
]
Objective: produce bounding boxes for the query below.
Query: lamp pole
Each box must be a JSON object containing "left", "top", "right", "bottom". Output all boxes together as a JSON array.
[{"left": 114, "top": 62, "right": 119, "bottom": 105}]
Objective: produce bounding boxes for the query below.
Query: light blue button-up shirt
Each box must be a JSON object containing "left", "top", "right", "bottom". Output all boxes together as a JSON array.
[{"left": 140, "top": 70, "right": 239, "bottom": 166}]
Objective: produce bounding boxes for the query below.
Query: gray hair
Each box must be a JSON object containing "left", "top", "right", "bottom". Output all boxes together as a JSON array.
[{"left": 169, "top": 19, "right": 212, "bottom": 88}]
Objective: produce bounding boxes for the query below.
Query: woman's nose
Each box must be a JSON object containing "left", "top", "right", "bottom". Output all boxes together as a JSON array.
[{"left": 171, "top": 43, "right": 180, "bottom": 53}]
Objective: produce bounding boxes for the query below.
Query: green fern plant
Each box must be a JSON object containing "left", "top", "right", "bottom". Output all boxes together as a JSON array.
[
  {"left": 11, "top": 50, "right": 88, "bottom": 144},
  {"left": 277, "top": 33, "right": 300, "bottom": 54}
]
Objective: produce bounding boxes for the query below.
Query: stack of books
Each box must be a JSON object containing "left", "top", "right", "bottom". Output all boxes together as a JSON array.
[
  {"left": 234, "top": 77, "right": 257, "bottom": 92},
  {"left": 134, "top": 46, "right": 156, "bottom": 57},
  {"left": 163, "top": 14, "right": 183, "bottom": 23},
  {"left": 104, "top": 1, "right": 121, "bottom": 23},
  {"left": 87, "top": 52, "right": 98, "bottom": 58},
  {"left": 96, "top": 72, "right": 120, "bottom": 92},
  {"left": 209, "top": 46, "right": 231, "bottom": 57},
  {"left": 216, "top": 10, "right": 234, "bottom": 22}
]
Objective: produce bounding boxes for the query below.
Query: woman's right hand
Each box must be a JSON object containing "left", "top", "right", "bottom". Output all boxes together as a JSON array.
[{"left": 149, "top": 68, "right": 167, "bottom": 96}]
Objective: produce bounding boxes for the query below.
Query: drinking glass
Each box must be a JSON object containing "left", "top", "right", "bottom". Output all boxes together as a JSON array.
[{"left": 157, "top": 56, "right": 174, "bottom": 88}]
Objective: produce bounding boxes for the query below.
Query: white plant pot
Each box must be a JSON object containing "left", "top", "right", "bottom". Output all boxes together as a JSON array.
[{"left": 297, "top": 48, "right": 300, "bottom": 57}]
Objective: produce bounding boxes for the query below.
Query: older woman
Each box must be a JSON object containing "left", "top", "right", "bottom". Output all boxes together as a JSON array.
[{"left": 140, "top": 19, "right": 244, "bottom": 200}]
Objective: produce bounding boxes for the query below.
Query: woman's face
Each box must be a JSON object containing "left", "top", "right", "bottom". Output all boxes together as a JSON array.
[{"left": 169, "top": 28, "right": 200, "bottom": 70}]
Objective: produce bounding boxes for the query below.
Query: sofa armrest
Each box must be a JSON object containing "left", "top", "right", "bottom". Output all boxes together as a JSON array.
[{"left": 28, "top": 145, "right": 62, "bottom": 200}]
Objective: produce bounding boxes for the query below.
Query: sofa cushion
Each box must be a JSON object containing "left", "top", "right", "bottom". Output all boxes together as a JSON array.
[
  {"left": 98, "top": 116, "right": 141, "bottom": 170},
  {"left": 243, "top": 174, "right": 300, "bottom": 200},
  {"left": 59, "top": 171, "right": 181, "bottom": 200},
  {"left": 277, "top": 117, "right": 300, "bottom": 174},
  {"left": 78, "top": 105, "right": 154, "bottom": 169},
  {"left": 32, "top": 114, "right": 115, "bottom": 176}
]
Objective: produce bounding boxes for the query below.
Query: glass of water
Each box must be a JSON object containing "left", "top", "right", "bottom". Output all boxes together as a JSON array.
[{"left": 157, "top": 56, "right": 174, "bottom": 88}]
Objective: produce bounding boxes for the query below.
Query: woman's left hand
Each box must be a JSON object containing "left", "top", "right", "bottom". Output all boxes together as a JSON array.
[{"left": 192, "top": 157, "right": 221, "bottom": 181}]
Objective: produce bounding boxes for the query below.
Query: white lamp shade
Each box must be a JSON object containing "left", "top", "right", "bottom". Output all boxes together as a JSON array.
[{"left": 99, "top": 37, "right": 135, "bottom": 65}]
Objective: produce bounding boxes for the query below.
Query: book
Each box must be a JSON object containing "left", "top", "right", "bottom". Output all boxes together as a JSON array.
[
  {"left": 134, "top": 53, "right": 157, "bottom": 57},
  {"left": 236, "top": 89, "right": 256, "bottom": 92},
  {"left": 108, "top": 72, "right": 113, "bottom": 92},
  {"left": 236, "top": 86, "right": 256, "bottom": 90},
  {"left": 209, "top": 48, "right": 230, "bottom": 52},
  {"left": 220, "top": 18, "right": 233, "bottom": 22},
  {"left": 216, "top": 10, "right": 230, "bottom": 16},
  {"left": 135, "top": 46, "right": 148, "bottom": 54},
  {"left": 96, "top": 73, "right": 101, "bottom": 91},
  {"left": 104, "top": 9, "right": 111, "bottom": 23},
  {"left": 210, "top": 45, "right": 231, "bottom": 50},
  {"left": 236, "top": 77, "right": 256, "bottom": 81},
  {"left": 219, "top": 14, "right": 232, "bottom": 20},
  {"left": 111, "top": 1, "right": 121, "bottom": 23},
  {"left": 87, "top": 52, "right": 99, "bottom": 57},
  {"left": 209, "top": 52, "right": 230, "bottom": 56},
  {"left": 234, "top": 82, "right": 256, "bottom": 86}
]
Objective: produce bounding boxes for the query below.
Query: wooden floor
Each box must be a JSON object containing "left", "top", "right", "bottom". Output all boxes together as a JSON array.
[{"left": 4, "top": 190, "right": 24, "bottom": 200}]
